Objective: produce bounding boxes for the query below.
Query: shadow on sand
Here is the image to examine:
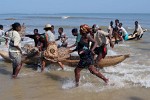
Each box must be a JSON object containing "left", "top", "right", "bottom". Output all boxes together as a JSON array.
[
  {"left": 0, "top": 68, "right": 11, "bottom": 75},
  {"left": 23, "top": 64, "right": 38, "bottom": 71},
  {"left": 129, "top": 97, "right": 144, "bottom": 100},
  {"left": 45, "top": 72, "right": 65, "bottom": 82}
]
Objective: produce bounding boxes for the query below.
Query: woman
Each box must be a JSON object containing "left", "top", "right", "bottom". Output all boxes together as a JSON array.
[
  {"left": 73, "top": 24, "right": 108, "bottom": 86},
  {"left": 8, "top": 22, "right": 22, "bottom": 79},
  {"left": 41, "top": 24, "right": 64, "bottom": 71}
]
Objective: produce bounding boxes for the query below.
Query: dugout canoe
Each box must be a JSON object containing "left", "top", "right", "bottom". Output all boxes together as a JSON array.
[
  {"left": 0, "top": 50, "right": 129, "bottom": 68},
  {"left": 62, "top": 54, "right": 129, "bottom": 67}
]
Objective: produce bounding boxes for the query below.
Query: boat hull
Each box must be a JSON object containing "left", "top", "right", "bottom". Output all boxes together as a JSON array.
[{"left": 0, "top": 50, "right": 129, "bottom": 68}]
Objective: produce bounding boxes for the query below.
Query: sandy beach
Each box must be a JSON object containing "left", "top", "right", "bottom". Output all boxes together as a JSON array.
[
  {"left": 0, "top": 13, "right": 150, "bottom": 100},
  {"left": 0, "top": 61, "right": 149, "bottom": 100}
]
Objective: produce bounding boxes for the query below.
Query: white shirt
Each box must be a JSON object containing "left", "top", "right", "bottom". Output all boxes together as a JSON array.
[
  {"left": 94, "top": 30, "right": 109, "bottom": 47},
  {"left": 98, "top": 30, "right": 110, "bottom": 36},
  {"left": 108, "top": 25, "right": 113, "bottom": 35},
  {"left": 136, "top": 24, "right": 143, "bottom": 34},
  {"left": 60, "top": 32, "right": 68, "bottom": 43},
  {"left": 119, "top": 27, "right": 128, "bottom": 36},
  {"left": 0, "top": 30, "right": 5, "bottom": 37},
  {"left": 46, "top": 30, "right": 55, "bottom": 42},
  {"left": 8, "top": 30, "right": 21, "bottom": 52}
]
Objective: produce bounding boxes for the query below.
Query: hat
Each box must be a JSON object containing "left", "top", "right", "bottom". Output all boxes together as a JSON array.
[{"left": 44, "top": 24, "right": 52, "bottom": 30}]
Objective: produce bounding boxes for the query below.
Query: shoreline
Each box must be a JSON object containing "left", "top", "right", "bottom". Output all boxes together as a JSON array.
[{"left": 0, "top": 62, "right": 150, "bottom": 100}]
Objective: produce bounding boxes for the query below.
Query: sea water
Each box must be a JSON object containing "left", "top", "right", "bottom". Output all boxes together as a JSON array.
[{"left": 0, "top": 13, "right": 150, "bottom": 100}]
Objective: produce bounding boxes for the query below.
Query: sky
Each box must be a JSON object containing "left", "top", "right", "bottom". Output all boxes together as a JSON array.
[{"left": 0, "top": 0, "right": 149, "bottom": 14}]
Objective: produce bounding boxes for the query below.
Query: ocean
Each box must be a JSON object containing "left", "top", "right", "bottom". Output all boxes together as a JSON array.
[{"left": 0, "top": 13, "right": 150, "bottom": 100}]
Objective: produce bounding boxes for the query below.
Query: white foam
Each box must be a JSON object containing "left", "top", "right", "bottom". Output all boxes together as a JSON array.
[
  {"left": 103, "top": 63, "right": 150, "bottom": 89},
  {"left": 62, "top": 78, "right": 76, "bottom": 89},
  {"left": 60, "top": 62, "right": 150, "bottom": 92},
  {"left": 118, "top": 43, "right": 130, "bottom": 47},
  {"left": 107, "top": 49, "right": 118, "bottom": 55},
  {"left": 61, "top": 16, "right": 70, "bottom": 19},
  {"left": 19, "top": 72, "right": 36, "bottom": 77}
]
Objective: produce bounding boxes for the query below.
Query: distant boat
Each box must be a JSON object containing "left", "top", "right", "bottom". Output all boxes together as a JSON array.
[
  {"left": 5, "top": 18, "right": 16, "bottom": 20},
  {"left": 61, "top": 16, "right": 70, "bottom": 19}
]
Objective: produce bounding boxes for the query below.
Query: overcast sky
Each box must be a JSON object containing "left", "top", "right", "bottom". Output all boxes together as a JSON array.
[{"left": 0, "top": 0, "right": 149, "bottom": 14}]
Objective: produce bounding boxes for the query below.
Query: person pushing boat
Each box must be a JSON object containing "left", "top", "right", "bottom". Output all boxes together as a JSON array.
[
  {"left": 8, "top": 22, "right": 23, "bottom": 79},
  {"left": 71, "top": 24, "right": 108, "bottom": 86}
]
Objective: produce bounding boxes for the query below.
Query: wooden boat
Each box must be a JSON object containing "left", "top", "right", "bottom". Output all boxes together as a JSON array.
[
  {"left": 61, "top": 54, "right": 129, "bottom": 67},
  {"left": 0, "top": 50, "right": 129, "bottom": 68}
]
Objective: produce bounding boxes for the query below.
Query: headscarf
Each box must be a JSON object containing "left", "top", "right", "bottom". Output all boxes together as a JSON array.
[{"left": 80, "top": 24, "right": 91, "bottom": 34}]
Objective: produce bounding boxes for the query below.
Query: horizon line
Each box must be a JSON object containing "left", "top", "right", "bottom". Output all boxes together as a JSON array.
[{"left": 0, "top": 12, "right": 150, "bottom": 15}]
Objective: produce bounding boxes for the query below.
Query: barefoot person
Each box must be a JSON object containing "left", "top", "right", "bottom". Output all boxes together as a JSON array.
[
  {"left": 118, "top": 23, "right": 129, "bottom": 41},
  {"left": 8, "top": 22, "right": 22, "bottom": 78},
  {"left": 108, "top": 21, "right": 114, "bottom": 36},
  {"left": 133, "top": 21, "right": 144, "bottom": 40},
  {"left": 0, "top": 25, "right": 9, "bottom": 47},
  {"left": 41, "top": 24, "right": 64, "bottom": 71},
  {"left": 113, "top": 19, "right": 123, "bottom": 44},
  {"left": 56, "top": 27, "right": 68, "bottom": 47},
  {"left": 0, "top": 25, "right": 5, "bottom": 45},
  {"left": 92, "top": 24, "right": 114, "bottom": 64},
  {"left": 25, "top": 29, "right": 40, "bottom": 47},
  {"left": 68, "top": 28, "right": 81, "bottom": 49},
  {"left": 51, "top": 25, "right": 55, "bottom": 34},
  {"left": 71, "top": 24, "right": 108, "bottom": 86}
]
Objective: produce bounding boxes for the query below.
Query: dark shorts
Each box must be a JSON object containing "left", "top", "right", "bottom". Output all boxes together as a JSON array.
[
  {"left": 77, "top": 50, "right": 94, "bottom": 68},
  {"left": 94, "top": 46, "right": 107, "bottom": 58}
]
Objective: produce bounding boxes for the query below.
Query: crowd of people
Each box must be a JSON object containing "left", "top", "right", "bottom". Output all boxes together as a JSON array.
[{"left": 0, "top": 19, "right": 145, "bottom": 86}]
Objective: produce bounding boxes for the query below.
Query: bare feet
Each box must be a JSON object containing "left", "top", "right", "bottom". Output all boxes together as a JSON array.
[
  {"left": 5, "top": 45, "right": 8, "bottom": 48},
  {"left": 41, "top": 67, "right": 44, "bottom": 72},
  {"left": 12, "top": 75, "right": 16, "bottom": 79},
  {"left": 58, "top": 62, "right": 64, "bottom": 70},
  {"left": 75, "top": 82, "right": 79, "bottom": 87},
  {"left": 104, "top": 78, "right": 109, "bottom": 85}
]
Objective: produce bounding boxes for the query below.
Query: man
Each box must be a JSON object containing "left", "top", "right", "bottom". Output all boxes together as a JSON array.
[
  {"left": 0, "top": 25, "right": 5, "bottom": 45},
  {"left": 118, "top": 23, "right": 129, "bottom": 41},
  {"left": 133, "top": 21, "right": 143, "bottom": 40},
  {"left": 92, "top": 24, "right": 114, "bottom": 64},
  {"left": 68, "top": 28, "right": 81, "bottom": 49},
  {"left": 56, "top": 27, "right": 68, "bottom": 47},
  {"left": 108, "top": 21, "right": 114, "bottom": 36},
  {"left": 25, "top": 29, "right": 40, "bottom": 46},
  {"left": 114, "top": 19, "right": 122, "bottom": 44},
  {"left": 51, "top": 25, "right": 55, "bottom": 34},
  {"left": 115, "top": 19, "right": 119, "bottom": 30}
]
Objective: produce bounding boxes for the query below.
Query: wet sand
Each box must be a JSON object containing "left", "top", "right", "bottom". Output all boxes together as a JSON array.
[{"left": 0, "top": 62, "right": 150, "bottom": 100}]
